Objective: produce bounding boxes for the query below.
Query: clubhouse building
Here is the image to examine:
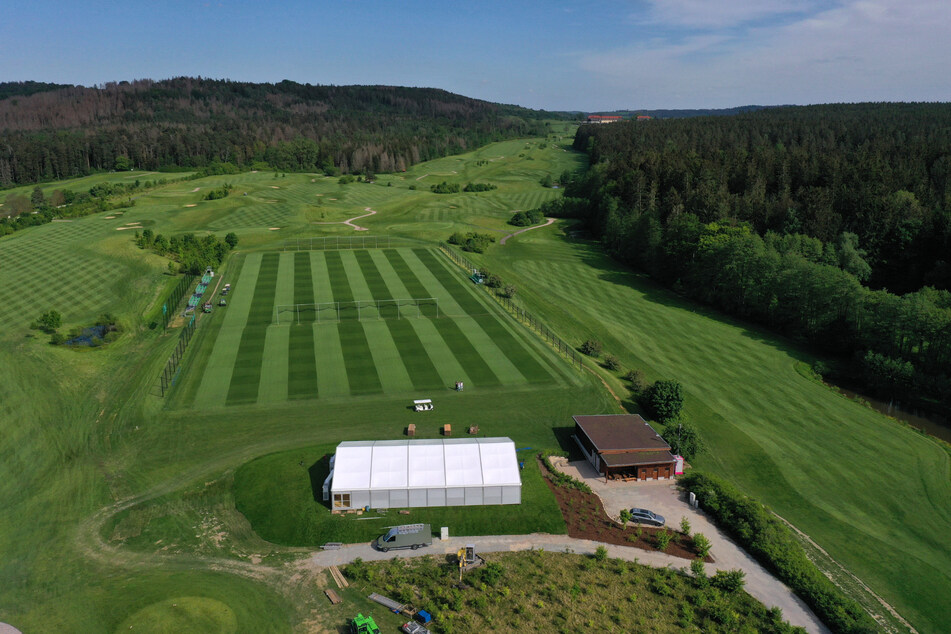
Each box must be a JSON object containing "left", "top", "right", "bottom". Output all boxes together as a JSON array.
[{"left": 573, "top": 414, "right": 681, "bottom": 481}]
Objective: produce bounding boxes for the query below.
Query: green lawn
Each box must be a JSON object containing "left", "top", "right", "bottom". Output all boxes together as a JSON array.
[
  {"left": 471, "top": 228, "right": 951, "bottom": 633},
  {"left": 4, "top": 128, "right": 945, "bottom": 633},
  {"left": 173, "top": 247, "right": 571, "bottom": 409},
  {"left": 231, "top": 443, "right": 564, "bottom": 547}
]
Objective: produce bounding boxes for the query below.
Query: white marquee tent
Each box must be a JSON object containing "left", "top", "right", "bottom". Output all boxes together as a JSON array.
[{"left": 327, "top": 437, "right": 522, "bottom": 510}]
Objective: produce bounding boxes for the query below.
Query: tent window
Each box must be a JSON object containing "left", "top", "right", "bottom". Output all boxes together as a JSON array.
[{"left": 333, "top": 493, "right": 351, "bottom": 508}]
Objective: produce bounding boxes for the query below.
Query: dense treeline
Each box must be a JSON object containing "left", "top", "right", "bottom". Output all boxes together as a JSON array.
[
  {"left": 0, "top": 81, "right": 73, "bottom": 101},
  {"left": 567, "top": 104, "right": 951, "bottom": 406},
  {"left": 574, "top": 103, "right": 951, "bottom": 293},
  {"left": 0, "top": 78, "right": 560, "bottom": 186}
]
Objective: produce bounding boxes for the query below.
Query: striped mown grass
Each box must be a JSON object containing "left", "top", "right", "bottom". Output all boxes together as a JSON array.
[
  {"left": 226, "top": 253, "right": 279, "bottom": 404},
  {"left": 180, "top": 248, "right": 565, "bottom": 408}
]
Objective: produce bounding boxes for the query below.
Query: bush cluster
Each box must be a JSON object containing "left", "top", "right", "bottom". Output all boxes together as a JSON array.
[
  {"left": 540, "top": 452, "right": 592, "bottom": 493},
  {"left": 430, "top": 181, "right": 461, "bottom": 194},
  {"left": 509, "top": 208, "right": 545, "bottom": 227},
  {"left": 447, "top": 231, "right": 495, "bottom": 253},
  {"left": 463, "top": 182, "right": 497, "bottom": 192},
  {"left": 203, "top": 183, "right": 233, "bottom": 200},
  {"left": 678, "top": 471, "right": 877, "bottom": 633}
]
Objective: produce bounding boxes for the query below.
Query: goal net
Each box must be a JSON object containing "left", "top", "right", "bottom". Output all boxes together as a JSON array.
[{"left": 273, "top": 298, "right": 439, "bottom": 324}]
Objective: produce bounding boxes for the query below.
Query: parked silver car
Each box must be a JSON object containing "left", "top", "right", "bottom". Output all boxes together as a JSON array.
[{"left": 629, "top": 508, "right": 665, "bottom": 526}]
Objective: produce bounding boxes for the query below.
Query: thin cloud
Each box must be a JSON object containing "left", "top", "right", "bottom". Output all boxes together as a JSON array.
[
  {"left": 634, "top": 0, "right": 821, "bottom": 29},
  {"left": 576, "top": 0, "right": 951, "bottom": 107}
]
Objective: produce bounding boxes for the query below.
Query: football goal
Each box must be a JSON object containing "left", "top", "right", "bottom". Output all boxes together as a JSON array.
[
  {"left": 273, "top": 298, "right": 439, "bottom": 324},
  {"left": 282, "top": 235, "right": 394, "bottom": 251}
]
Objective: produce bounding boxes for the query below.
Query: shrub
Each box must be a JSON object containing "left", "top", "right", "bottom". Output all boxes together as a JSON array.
[
  {"left": 690, "top": 559, "right": 707, "bottom": 586},
  {"left": 678, "top": 471, "right": 877, "bottom": 633},
  {"left": 49, "top": 332, "right": 65, "bottom": 345},
  {"left": 643, "top": 379, "right": 684, "bottom": 422},
  {"left": 604, "top": 355, "right": 621, "bottom": 371},
  {"left": 692, "top": 533, "right": 711, "bottom": 559},
  {"left": 593, "top": 545, "right": 608, "bottom": 563},
  {"left": 34, "top": 309, "right": 62, "bottom": 333},
  {"left": 580, "top": 339, "right": 602, "bottom": 356},
  {"left": 486, "top": 274, "right": 503, "bottom": 288},
  {"left": 623, "top": 369, "right": 649, "bottom": 392},
  {"left": 711, "top": 569, "right": 746, "bottom": 593},
  {"left": 501, "top": 285, "right": 517, "bottom": 298},
  {"left": 655, "top": 529, "right": 673, "bottom": 551},
  {"left": 662, "top": 420, "right": 705, "bottom": 461},
  {"left": 679, "top": 517, "right": 691, "bottom": 536}
]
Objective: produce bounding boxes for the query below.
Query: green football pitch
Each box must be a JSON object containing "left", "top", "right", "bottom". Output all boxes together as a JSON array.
[{"left": 174, "top": 247, "right": 575, "bottom": 407}]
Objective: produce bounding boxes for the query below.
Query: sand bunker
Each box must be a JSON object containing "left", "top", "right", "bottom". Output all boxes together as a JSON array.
[
  {"left": 269, "top": 227, "right": 281, "bottom": 230},
  {"left": 184, "top": 204, "right": 197, "bottom": 207},
  {"left": 103, "top": 216, "right": 116, "bottom": 219},
  {"left": 270, "top": 186, "right": 280, "bottom": 189},
  {"left": 125, "top": 222, "right": 141, "bottom": 226},
  {"left": 115, "top": 227, "right": 136, "bottom": 231},
  {"left": 190, "top": 187, "right": 200, "bottom": 193}
]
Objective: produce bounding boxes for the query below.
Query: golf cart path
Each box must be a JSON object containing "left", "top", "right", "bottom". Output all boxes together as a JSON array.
[
  {"left": 313, "top": 207, "right": 377, "bottom": 231},
  {"left": 310, "top": 531, "right": 827, "bottom": 633},
  {"left": 500, "top": 217, "right": 555, "bottom": 244}
]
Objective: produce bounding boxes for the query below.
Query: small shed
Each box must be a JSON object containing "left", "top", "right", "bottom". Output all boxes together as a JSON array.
[
  {"left": 573, "top": 414, "right": 676, "bottom": 480},
  {"left": 329, "top": 438, "right": 522, "bottom": 511}
]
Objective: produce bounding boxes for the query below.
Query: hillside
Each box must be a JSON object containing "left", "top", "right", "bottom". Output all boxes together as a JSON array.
[{"left": 0, "top": 77, "right": 563, "bottom": 186}]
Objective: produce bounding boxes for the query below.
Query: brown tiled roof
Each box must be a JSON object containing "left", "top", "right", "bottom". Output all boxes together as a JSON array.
[
  {"left": 573, "top": 414, "right": 671, "bottom": 453},
  {"left": 601, "top": 450, "right": 675, "bottom": 467}
]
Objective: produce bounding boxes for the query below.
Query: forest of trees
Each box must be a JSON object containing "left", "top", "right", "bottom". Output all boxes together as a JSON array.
[
  {"left": 566, "top": 103, "right": 951, "bottom": 407},
  {"left": 0, "top": 78, "right": 561, "bottom": 186}
]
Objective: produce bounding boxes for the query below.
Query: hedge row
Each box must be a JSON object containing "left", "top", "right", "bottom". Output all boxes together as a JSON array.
[
  {"left": 678, "top": 472, "right": 877, "bottom": 633},
  {"left": 540, "top": 451, "right": 592, "bottom": 493}
]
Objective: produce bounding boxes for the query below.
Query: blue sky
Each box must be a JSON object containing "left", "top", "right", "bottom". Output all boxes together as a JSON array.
[{"left": 2, "top": 0, "right": 948, "bottom": 110}]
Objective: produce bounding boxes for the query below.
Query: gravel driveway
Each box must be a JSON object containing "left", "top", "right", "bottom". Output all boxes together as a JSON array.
[{"left": 554, "top": 459, "right": 829, "bottom": 633}]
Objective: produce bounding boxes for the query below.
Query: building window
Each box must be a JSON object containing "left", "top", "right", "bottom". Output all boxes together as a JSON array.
[{"left": 333, "top": 493, "right": 351, "bottom": 508}]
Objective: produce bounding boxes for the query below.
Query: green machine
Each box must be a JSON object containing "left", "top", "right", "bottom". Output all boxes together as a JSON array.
[{"left": 350, "top": 613, "right": 381, "bottom": 634}]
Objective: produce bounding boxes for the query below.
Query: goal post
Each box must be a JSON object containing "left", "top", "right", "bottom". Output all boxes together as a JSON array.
[{"left": 272, "top": 298, "right": 438, "bottom": 324}]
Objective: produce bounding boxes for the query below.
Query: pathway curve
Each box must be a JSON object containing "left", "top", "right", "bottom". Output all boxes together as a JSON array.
[
  {"left": 309, "top": 529, "right": 827, "bottom": 633},
  {"left": 552, "top": 459, "right": 829, "bottom": 633},
  {"left": 313, "top": 207, "right": 377, "bottom": 231},
  {"left": 500, "top": 217, "right": 555, "bottom": 245}
]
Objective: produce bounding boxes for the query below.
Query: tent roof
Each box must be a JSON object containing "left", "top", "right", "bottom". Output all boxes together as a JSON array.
[{"left": 331, "top": 438, "right": 521, "bottom": 492}]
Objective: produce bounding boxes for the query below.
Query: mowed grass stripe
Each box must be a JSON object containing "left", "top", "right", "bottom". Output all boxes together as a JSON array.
[
  {"left": 323, "top": 251, "right": 358, "bottom": 321},
  {"left": 324, "top": 251, "right": 382, "bottom": 394},
  {"left": 412, "top": 249, "right": 485, "bottom": 315},
  {"left": 413, "top": 249, "right": 554, "bottom": 384},
  {"left": 288, "top": 252, "right": 318, "bottom": 399},
  {"left": 381, "top": 249, "right": 500, "bottom": 387},
  {"left": 395, "top": 248, "right": 532, "bottom": 385},
  {"left": 354, "top": 250, "right": 444, "bottom": 390},
  {"left": 258, "top": 326, "right": 290, "bottom": 404},
  {"left": 336, "top": 321, "right": 383, "bottom": 395},
  {"left": 197, "top": 254, "right": 261, "bottom": 407},
  {"left": 314, "top": 323, "right": 350, "bottom": 397},
  {"left": 226, "top": 253, "right": 279, "bottom": 405}
]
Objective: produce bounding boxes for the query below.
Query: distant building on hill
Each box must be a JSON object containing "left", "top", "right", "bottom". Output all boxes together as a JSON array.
[
  {"left": 585, "top": 114, "right": 623, "bottom": 124},
  {"left": 636, "top": 115, "right": 653, "bottom": 121}
]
